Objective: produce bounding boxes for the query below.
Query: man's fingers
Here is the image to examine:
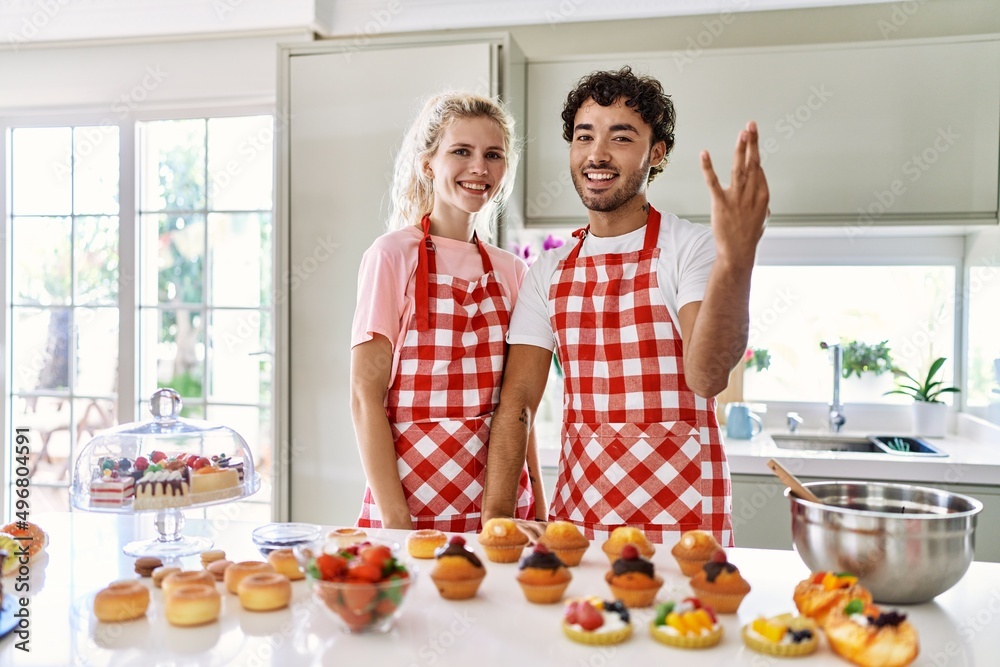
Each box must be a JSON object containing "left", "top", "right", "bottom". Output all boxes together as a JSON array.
[
  {"left": 731, "top": 129, "right": 748, "bottom": 185},
  {"left": 745, "top": 121, "right": 760, "bottom": 176},
  {"left": 701, "top": 150, "right": 724, "bottom": 197}
]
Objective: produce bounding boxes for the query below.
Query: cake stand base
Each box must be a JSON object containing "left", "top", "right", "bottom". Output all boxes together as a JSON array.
[{"left": 121, "top": 507, "right": 213, "bottom": 558}]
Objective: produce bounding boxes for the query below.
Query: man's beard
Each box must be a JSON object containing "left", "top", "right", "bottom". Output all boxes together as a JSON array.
[{"left": 572, "top": 155, "right": 649, "bottom": 213}]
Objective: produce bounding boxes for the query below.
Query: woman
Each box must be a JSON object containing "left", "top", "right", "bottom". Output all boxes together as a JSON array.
[{"left": 351, "top": 92, "right": 544, "bottom": 531}]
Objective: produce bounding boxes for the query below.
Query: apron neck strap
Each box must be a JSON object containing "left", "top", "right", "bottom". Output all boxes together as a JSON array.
[
  {"left": 415, "top": 214, "right": 494, "bottom": 331},
  {"left": 565, "top": 205, "right": 662, "bottom": 262}
]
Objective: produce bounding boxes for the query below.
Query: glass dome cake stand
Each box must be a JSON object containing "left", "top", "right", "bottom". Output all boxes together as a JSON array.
[{"left": 70, "top": 388, "right": 261, "bottom": 558}]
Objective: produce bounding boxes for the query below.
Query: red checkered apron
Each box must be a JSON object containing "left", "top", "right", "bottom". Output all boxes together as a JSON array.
[
  {"left": 547, "top": 206, "right": 733, "bottom": 546},
  {"left": 358, "top": 215, "right": 534, "bottom": 532}
]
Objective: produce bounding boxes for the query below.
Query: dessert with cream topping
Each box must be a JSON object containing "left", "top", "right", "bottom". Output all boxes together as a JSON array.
[
  {"left": 133, "top": 469, "right": 191, "bottom": 509},
  {"left": 793, "top": 571, "right": 873, "bottom": 626},
  {"left": 562, "top": 597, "right": 632, "bottom": 645},
  {"left": 649, "top": 598, "right": 723, "bottom": 648},
  {"left": 823, "top": 598, "right": 919, "bottom": 667},
  {"left": 742, "top": 612, "right": 818, "bottom": 657}
]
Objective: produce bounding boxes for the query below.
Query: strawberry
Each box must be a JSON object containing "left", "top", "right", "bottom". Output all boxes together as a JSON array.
[
  {"left": 576, "top": 602, "right": 604, "bottom": 631},
  {"left": 710, "top": 549, "right": 727, "bottom": 564},
  {"left": 316, "top": 554, "right": 347, "bottom": 581},
  {"left": 341, "top": 582, "right": 378, "bottom": 612},
  {"left": 338, "top": 609, "right": 374, "bottom": 631},
  {"left": 134, "top": 456, "right": 149, "bottom": 471},
  {"left": 374, "top": 596, "right": 398, "bottom": 616},
  {"left": 359, "top": 544, "right": 393, "bottom": 572},
  {"left": 449, "top": 535, "right": 466, "bottom": 547},
  {"left": 150, "top": 450, "right": 167, "bottom": 464},
  {"left": 621, "top": 544, "right": 639, "bottom": 560},
  {"left": 533, "top": 543, "right": 550, "bottom": 555},
  {"left": 564, "top": 600, "right": 581, "bottom": 625},
  {"left": 347, "top": 560, "right": 383, "bottom": 584},
  {"left": 186, "top": 454, "right": 200, "bottom": 468},
  {"left": 813, "top": 572, "right": 827, "bottom": 585},
  {"left": 683, "top": 596, "right": 702, "bottom": 609}
]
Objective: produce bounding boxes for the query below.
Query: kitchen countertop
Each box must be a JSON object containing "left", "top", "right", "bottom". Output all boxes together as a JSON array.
[
  {"left": 3, "top": 511, "right": 999, "bottom": 666},
  {"left": 724, "top": 430, "right": 1000, "bottom": 486}
]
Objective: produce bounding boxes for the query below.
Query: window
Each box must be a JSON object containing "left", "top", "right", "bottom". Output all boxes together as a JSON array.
[
  {"left": 966, "top": 253, "right": 1000, "bottom": 425},
  {"left": 8, "top": 125, "right": 121, "bottom": 512},
  {"left": 744, "top": 265, "right": 957, "bottom": 404},
  {"left": 137, "top": 116, "right": 274, "bottom": 522},
  {"left": 5, "top": 114, "right": 274, "bottom": 522}
]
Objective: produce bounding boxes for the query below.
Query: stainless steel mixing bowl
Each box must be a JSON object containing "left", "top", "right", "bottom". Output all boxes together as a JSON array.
[{"left": 786, "top": 481, "right": 983, "bottom": 604}]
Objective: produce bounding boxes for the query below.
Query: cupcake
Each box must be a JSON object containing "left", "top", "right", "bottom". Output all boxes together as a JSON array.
[
  {"left": 649, "top": 598, "right": 723, "bottom": 649},
  {"left": 793, "top": 571, "right": 873, "bottom": 627},
  {"left": 539, "top": 521, "right": 590, "bottom": 567},
  {"left": 601, "top": 526, "right": 654, "bottom": 564},
  {"left": 742, "top": 612, "right": 819, "bottom": 657},
  {"left": 429, "top": 536, "right": 486, "bottom": 600},
  {"left": 671, "top": 530, "right": 721, "bottom": 577},
  {"left": 562, "top": 598, "right": 632, "bottom": 646},
  {"left": 689, "top": 550, "right": 750, "bottom": 613},
  {"left": 516, "top": 543, "right": 572, "bottom": 604},
  {"left": 604, "top": 544, "right": 663, "bottom": 608},
  {"left": 478, "top": 518, "right": 528, "bottom": 563}
]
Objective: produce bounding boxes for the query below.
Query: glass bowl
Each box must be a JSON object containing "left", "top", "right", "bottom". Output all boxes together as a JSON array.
[
  {"left": 252, "top": 523, "right": 323, "bottom": 557},
  {"left": 296, "top": 538, "right": 414, "bottom": 634}
]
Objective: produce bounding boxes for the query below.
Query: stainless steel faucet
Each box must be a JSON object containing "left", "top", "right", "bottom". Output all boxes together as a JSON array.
[{"left": 821, "top": 342, "right": 847, "bottom": 433}]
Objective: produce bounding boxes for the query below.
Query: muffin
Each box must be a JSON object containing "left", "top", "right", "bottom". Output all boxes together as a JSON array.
[
  {"left": 406, "top": 529, "right": 448, "bottom": 559},
  {"left": 671, "top": 530, "right": 721, "bottom": 577},
  {"left": 742, "top": 612, "right": 819, "bottom": 657},
  {"left": 429, "top": 536, "right": 486, "bottom": 600},
  {"left": 601, "top": 526, "right": 654, "bottom": 564},
  {"left": 604, "top": 544, "right": 663, "bottom": 608},
  {"left": 689, "top": 550, "right": 750, "bottom": 613},
  {"left": 562, "top": 598, "right": 632, "bottom": 646},
  {"left": 516, "top": 543, "right": 572, "bottom": 604},
  {"left": 477, "top": 518, "right": 528, "bottom": 563},
  {"left": 793, "top": 571, "right": 874, "bottom": 627},
  {"left": 649, "top": 598, "right": 723, "bottom": 649},
  {"left": 539, "top": 521, "right": 590, "bottom": 567}
]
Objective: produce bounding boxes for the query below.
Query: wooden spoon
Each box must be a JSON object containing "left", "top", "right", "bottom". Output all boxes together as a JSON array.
[{"left": 767, "top": 459, "right": 823, "bottom": 504}]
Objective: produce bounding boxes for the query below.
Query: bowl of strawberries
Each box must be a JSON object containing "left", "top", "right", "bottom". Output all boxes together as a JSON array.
[{"left": 297, "top": 539, "right": 415, "bottom": 634}]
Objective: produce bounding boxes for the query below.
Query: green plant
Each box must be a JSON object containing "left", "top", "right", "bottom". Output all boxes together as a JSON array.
[
  {"left": 841, "top": 340, "right": 894, "bottom": 379},
  {"left": 884, "top": 357, "right": 960, "bottom": 403},
  {"left": 744, "top": 348, "right": 771, "bottom": 373}
]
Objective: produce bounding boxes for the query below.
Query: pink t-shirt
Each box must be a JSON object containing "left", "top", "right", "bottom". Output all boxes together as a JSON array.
[{"left": 351, "top": 225, "right": 529, "bottom": 388}]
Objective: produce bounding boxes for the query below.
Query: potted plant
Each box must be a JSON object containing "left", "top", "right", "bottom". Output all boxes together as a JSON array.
[
  {"left": 841, "top": 339, "right": 895, "bottom": 402},
  {"left": 884, "top": 357, "right": 960, "bottom": 437}
]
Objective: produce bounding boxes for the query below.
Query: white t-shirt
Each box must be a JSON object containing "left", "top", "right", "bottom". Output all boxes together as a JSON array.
[{"left": 507, "top": 212, "right": 716, "bottom": 351}]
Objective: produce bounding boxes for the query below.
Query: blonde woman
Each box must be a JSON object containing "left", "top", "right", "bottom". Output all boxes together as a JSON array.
[{"left": 351, "top": 92, "right": 544, "bottom": 531}]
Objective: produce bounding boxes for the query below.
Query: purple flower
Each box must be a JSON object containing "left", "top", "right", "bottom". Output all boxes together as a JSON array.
[
  {"left": 510, "top": 243, "right": 533, "bottom": 264},
  {"left": 543, "top": 234, "right": 565, "bottom": 251}
]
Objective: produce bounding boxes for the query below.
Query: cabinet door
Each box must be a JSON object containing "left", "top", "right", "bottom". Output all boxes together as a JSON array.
[
  {"left": 526, "top": 40, "right": 1000, "bottom": 225},
  {"left": 285, "top": 41, "right": 495, "bottom": 524}
]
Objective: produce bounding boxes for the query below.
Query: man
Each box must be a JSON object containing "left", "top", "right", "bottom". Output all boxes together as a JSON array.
[{"left": 484, "top": 67, "right": 768, "bottom": 545}]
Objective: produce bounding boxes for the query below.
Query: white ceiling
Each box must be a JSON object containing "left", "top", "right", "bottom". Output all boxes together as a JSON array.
[{"left": 0, "top": 0, "right": 898, "bottom": 46}]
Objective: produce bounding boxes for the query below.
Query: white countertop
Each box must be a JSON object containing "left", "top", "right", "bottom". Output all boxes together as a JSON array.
[
  {"left": 724, "top": 429, "right": 1000, "bottom": 485},
  {"left": 3, "top": 511, "right": 999, "bottom": 666}
]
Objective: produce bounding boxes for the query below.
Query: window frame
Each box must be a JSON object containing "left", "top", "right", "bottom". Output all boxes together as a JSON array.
[{"left": 1, "top": 103, "right": 277, "bottom": 521}]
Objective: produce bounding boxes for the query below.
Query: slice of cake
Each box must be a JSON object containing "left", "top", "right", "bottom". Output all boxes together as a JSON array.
[
  {"left": 90, "top": 475, "right": 135, "bottom": 507},
  {"left": 190, "top": 466, "right": 241, "bottom": 501},
  {"left": 133, "top": 470, "right": 191, "bottom": 510}
]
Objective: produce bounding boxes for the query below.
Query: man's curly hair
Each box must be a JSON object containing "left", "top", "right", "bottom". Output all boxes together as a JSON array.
[{"left": 561, "top": 66, "right": 676, "bottom": 183}]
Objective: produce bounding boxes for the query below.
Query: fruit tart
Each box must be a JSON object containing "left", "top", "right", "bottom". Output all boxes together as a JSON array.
[
  {"left": 742, "top": 612, "right": 819, "bottom": 657},
  {"left": 430, "top": 536, "right": 486, "bottom": 600},
  {"left": 793, "top": 571, "right": 873, "bottom": 626},
  {"left": 649, "top": 598, "right": 723, "bottom": 649},
  {"left": 516, "top": 543, "right": 572, "bottom": 604},
  {"left": 601, "top": 526, "right": 655, "bottom": 564},
  {"left": 539, "top": 521, "right": 589, "bottom": 567},
  {"left": 823, "top": 598, "right": 919, "bottom": 667},
  {"left": 689, "top": 550, "right": 750, "bottom": 613},
  {"left": 604, "top": 544, "right": 663, "bottom": 608},
  {"left": 562, "top": 597, "right": 632, "bottom": 646},
  {"left": 671, "top": 530, "right": 721, "bottom": 577}
]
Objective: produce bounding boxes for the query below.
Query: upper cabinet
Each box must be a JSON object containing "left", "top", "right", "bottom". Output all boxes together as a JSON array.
[{"left": 525, "top": 39, "right": 1000, "bottom": 226}]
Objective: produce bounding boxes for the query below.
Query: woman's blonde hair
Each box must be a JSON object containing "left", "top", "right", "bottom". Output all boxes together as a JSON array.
[{"left": 389, "top": 92, "right": 520, "bottom": 240}]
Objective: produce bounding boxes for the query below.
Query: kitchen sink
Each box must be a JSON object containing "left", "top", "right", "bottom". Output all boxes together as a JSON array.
[{"left": 771, "top": 434, "right": 947, "bottom": 457}]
